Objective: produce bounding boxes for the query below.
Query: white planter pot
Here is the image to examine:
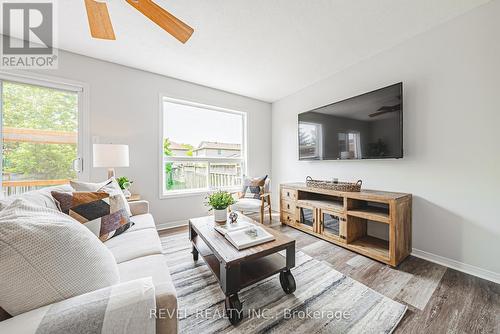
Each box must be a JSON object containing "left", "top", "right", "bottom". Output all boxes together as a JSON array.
[{"left": 214, "top": 209, "right": 228, "bottom": 223}]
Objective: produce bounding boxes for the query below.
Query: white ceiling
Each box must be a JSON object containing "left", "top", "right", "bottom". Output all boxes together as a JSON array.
[{"left": 3, "top": 0, "right": 491, "bottom": 102}]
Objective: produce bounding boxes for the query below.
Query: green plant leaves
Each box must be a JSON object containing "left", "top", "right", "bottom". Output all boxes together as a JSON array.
[{"left": 206, "top": 190, "right": 235, "bottom": 210}]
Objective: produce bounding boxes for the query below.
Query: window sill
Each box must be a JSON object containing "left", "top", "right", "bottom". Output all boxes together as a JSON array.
[{"left": 160, "top": 187, "right": 241, "bottom": 200}]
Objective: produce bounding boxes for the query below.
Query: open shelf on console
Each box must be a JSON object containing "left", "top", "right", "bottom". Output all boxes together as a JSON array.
[
  {"left": 297, "top": 191, "right": 344, "bottom": 212},
  {"left": 347, "top": 199, "right": 390, "bottom": 223},
  {"left": 348, "top": 236, "right": 390, "bottom": 261},
  {"left": 297, "top": 199, "right": 344, "bottom": 212},
  {"left": 348, "top": 207, "right": 390, "bottom": 223}
]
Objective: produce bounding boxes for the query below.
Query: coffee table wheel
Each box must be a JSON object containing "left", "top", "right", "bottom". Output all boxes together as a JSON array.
[
  {"left": 224, "top": 294, "right": 243, "bottom": 325},
  {"left": 279, "top": 269, "right": 296, "bottom": 294},
  {"left": 192, "top": 246, "right": 199, "bottom": 261}
]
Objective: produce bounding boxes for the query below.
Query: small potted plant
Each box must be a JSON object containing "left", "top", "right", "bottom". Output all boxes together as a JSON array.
[{"left": 206, "top": 190, "right": 235, "bottom": 223}]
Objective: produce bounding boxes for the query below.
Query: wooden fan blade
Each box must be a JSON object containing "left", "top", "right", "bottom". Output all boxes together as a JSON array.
[
  {"left": 369, "top": 110, "right": 392, "bottom": 118},
  {"left": 377, "top": 104, "right": 401, "bottom": 112},
  {"left": 84, "top": 0, "right": 116, "bottom": 40},
  {"left": 125, "top": 0, "right": 194, "bottom": 43}
]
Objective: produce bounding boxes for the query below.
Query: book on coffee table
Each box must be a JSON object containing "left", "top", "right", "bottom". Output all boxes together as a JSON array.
[
  {"left": 223, "top": 226, "right": 275, "bottom": 250},
  {"left": 214, "top": 221, "right": 253, "bottom": 235}
]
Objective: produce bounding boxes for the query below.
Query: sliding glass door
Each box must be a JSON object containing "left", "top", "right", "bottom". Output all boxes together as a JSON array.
[{"left": 0, "top": 79, "right": 83, "bottom": 197}]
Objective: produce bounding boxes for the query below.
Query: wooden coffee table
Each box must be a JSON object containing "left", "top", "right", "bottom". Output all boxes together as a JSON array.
[{"left": 189, "top": 214, "right": 296, "bottom": 325}]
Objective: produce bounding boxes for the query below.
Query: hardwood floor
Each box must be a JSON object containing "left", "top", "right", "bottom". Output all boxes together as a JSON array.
[{"left": 159, "top": 211, "right": 500, "bottom": 333}]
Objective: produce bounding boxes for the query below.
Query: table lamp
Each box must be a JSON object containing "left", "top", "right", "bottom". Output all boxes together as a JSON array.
[{"left": 93, "top": 144, "right": 129, "bottom": 179}]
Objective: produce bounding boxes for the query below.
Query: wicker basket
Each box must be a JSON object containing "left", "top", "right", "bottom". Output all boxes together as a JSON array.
[{"left": 305, "top": 176, "right": 362, "bottom": 192}]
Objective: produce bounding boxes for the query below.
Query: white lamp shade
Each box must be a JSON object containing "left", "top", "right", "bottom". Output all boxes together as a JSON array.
[{"left": 93, "top": 144, "right": 129, "bottom": 168}]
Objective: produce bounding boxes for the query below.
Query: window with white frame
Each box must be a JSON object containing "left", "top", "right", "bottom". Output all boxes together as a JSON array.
[
  {"left": 338, "top": 131, "right": 362, "bottom": 159},
  {"left": 298, "top": 122, "right": 323, "bottom": 159},
  {"left": 161, "top": 97, "right": 246, "bottom": 196},
  {"left": 0, "top": 77, "right": 85, "bottom": 198}
]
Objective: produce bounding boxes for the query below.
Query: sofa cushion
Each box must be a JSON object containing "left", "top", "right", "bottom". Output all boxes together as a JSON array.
[
  {"left": 71, "top": 178, "right": 132, "bottom": 216},
  {"left": 0, "top": 199, "right": 120, "bottom": 316},
  {"left": 118, "top": 254, "right": 177, "bottom": 334},
  {"left": 0, "top": 184, "right": 73, "bottom": 212},
  {"left": 51, "top": 190, "right": 133, "bottom": 242},
  {"left": 232, "top": 198, "right": 264, "bottom": 211},
  {"left": 105, "top": 228, "right": 162, "bottom": 263},
  {"left": 127, "top": 213, "right": 156, "bottom": 232}
]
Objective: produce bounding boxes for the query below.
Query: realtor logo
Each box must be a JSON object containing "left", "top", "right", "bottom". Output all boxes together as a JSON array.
[{"left": 1, "top": 0, "right": 58, "bottom": 69}]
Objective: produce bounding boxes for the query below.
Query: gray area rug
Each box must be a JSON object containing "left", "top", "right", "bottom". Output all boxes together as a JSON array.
[{"left": 162, "top": 233, "right": 407, "bottom": 334}]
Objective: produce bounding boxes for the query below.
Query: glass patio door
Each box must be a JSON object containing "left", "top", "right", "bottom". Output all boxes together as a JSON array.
[{"left": 0, "top": 79, "right": 83, "bottom": 197}]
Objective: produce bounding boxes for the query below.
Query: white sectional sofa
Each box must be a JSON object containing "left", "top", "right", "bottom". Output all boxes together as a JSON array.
[{"left": 0, "top": 186, "right": 178, "bottom": 334}]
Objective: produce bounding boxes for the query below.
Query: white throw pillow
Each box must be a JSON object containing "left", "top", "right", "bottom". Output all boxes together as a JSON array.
[
  {"left": 71, "top": 178, "right": 132, "bottom": 216},
  {"left": 69, "top": 179, "right": 109, "bottom": 191},
  {"left": 0, "top": 199, "right": 120, "bottom": 316}
]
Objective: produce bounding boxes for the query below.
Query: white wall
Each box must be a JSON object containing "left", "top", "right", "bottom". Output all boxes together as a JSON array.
[
  {"left": 272, "top": 1, "right": 500, "bottom": 278},
  {"left": 25, "top": 51, "right": 271, "bottom": 227}
]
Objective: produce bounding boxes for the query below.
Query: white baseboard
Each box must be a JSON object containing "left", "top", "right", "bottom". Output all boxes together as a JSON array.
[
  {"left": 411, "top": 248, "right": 500, "bottom": 284},
  {"left": 156, "top": 220, "right": 188, "bottom": 231}
]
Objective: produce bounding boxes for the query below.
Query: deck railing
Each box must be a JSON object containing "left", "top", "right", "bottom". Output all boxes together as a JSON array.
[
  {"left": 1, "top": 126, "right": 76, "bottom": 197},
  {"left": 1, "top": 179, "right": 69, "bottom": 197}
]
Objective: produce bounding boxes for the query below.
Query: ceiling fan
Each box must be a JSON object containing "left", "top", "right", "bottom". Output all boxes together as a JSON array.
[
  {"left": 83, "top": 0, "right": 194, "bottom": 43},
  {"left": 369, "top": 104, "right": 401, "bottom": 118}
]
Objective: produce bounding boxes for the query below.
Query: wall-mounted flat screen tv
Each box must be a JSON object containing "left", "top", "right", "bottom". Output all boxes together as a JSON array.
[{"left": 298, "top": 83, "right": 403, "bottom": 160}]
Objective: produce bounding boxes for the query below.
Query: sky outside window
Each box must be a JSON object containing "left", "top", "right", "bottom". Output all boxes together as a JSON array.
[{"left": 163, "top": 101, "right": 242, "bottom": 146}]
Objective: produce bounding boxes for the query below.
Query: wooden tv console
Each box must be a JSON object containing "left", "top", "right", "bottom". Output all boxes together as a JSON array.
[{"left": 280, "top": 183, "right": 412, "bottom": 266}]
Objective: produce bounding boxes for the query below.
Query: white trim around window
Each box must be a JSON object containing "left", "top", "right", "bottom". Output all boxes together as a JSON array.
[
  {"left": 0, "top": 70, "right": 91, "bottom": 183},
  {"left": 0, "top": 70, "right": 84, "bottom": 92},
  {"left": 158, "top": 95, "right": 248, "bottom": 199}
]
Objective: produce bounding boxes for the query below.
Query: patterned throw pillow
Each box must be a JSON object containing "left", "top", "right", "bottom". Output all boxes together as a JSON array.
[
  {"left": 242, "top": 175, "right": 268, "bottom": 199},
  {"left": 52, "top": 190, "right": 133, "bottom": 242},
  {"left": 70, "top": 178, "right": 132, "bottom": 217}
]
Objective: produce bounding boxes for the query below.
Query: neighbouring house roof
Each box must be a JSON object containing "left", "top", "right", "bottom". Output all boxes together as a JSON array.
[
  {"left": 193, "top": 141, "right": 241, "bottom": 151},
  {"left": 169, "top": 141, "right": 190, "bottom": 151}
]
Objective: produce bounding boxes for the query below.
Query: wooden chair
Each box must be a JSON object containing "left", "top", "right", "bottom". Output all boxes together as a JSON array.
[{"left": 231, "top": 178, "right": 272, "bottom": 224}]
